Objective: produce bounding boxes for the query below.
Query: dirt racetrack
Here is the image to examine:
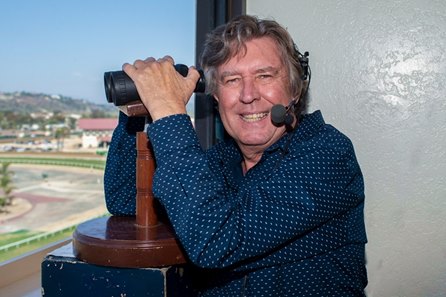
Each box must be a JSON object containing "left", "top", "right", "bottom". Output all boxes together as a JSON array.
[{"left": 0, "top": 163, "right": 108, "bottom": 234}]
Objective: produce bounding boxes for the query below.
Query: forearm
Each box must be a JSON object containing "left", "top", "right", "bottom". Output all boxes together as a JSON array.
[{"left": 104, "top": 112, "right": 145, "bottom": 216}]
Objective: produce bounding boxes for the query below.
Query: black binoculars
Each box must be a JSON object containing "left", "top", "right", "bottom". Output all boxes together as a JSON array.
[{"left": 104, "top": 64, "right": 206, "bottom": 106}]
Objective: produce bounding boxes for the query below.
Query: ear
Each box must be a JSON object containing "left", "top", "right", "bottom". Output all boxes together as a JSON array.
[{"left": 212, "top": 94, "right": 220, "bottom": 103}]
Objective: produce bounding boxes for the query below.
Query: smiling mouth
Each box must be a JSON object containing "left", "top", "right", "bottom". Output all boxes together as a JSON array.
[{"left": 241, "top": 112, "right": 268, "bottom": 122}]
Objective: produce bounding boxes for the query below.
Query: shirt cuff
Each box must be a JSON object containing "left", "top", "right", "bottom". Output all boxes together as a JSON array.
[{"left": 118, "top": 111, "right": 146, "bottom": 134}]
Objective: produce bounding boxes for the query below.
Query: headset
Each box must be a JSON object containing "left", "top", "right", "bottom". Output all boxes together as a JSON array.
[{"left": 271, "top": 44, "right": 311, "bottom": 127}]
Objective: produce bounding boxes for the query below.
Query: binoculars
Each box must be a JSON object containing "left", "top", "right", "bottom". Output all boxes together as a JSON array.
[{"left": 104, "top": 64, "right": 206, "bottom": 107}]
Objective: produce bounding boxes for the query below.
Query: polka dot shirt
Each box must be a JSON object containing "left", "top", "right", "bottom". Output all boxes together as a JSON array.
[{"left": 105, "top": 110, "right": 367, "bottom": 296}]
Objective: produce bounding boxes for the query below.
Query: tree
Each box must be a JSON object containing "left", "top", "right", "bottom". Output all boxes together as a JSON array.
[
  {"left": 0, "top": 162, "right": 15, "bottom": 211},
  {"left": 89, "top": 109, "right": 109, "bottom": 118},
  {"left": 55, "top": 127, "right": 70, "bottom": 151}
]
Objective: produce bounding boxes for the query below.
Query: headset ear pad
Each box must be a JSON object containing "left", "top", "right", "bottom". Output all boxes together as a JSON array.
[{"left": 293, "top": 44, "right": 310, "bottom": 81}]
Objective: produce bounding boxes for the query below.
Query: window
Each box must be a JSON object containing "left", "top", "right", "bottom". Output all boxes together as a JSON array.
[{"left": 0, "top": 0, "right": 196, "bottom": 263}]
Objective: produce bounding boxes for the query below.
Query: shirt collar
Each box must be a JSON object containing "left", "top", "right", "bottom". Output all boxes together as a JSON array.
[{"left": 264, "top": 110, "right": 325, "bottom": 154}]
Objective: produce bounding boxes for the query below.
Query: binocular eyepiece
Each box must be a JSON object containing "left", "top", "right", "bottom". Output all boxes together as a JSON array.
[{"left": 104, "top": 64, "right": 206, "bottom": 106}]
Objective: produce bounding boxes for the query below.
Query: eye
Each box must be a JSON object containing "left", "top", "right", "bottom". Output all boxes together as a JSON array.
[
  {"left": 256, "top": 73, "right": 274, "bottom": 83},
  {"left": 223, "top": 76, "right": 241, "bottom": 86},
  {"left": 258, "top": 74, "right": 272, "bottom": 79}
]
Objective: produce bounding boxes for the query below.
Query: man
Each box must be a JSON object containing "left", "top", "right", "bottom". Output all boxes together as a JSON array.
[{"left": 105, "top": 15, "right": 367, "bottom": 296}]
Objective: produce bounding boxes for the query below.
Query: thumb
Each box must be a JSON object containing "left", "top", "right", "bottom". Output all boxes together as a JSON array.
[{"left": 186, "top": 67, "right": 202, "bottom": 90}]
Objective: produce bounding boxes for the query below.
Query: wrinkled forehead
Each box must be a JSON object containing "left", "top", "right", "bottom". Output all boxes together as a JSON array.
[{"left": 225, "top": 36, "right": 286, "bottom": 65}]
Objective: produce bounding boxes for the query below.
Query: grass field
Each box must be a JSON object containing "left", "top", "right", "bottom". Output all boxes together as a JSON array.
[
  {"left": 0, "top": 229, "right": 40, "bottom": 246},
  {"left": 0, "top": 156, "right": 106, "bottom": 170},
  {"left": 0, "top": 228, "right": 75, "bottom": 262}
]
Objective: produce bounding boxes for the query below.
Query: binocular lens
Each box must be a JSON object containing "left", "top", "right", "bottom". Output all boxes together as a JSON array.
[{"left": 104, "top": 71, "right": 141, "bottom": 106}]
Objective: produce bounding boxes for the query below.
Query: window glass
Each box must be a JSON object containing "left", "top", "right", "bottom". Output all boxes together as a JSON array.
[{"left": 0, "top": 0, "right": 196, "bottom": 262}]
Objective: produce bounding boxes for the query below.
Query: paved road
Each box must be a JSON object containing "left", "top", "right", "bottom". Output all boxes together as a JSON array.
[{"left": 0, "top": 164, "right": 108, "bottom": 234}]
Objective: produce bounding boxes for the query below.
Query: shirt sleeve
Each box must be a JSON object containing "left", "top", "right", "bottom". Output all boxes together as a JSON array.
[
  {"left": 148, "top": 114, "right": 365, "bottom": 269},
  {"left": 104, "top": 112, "right": 145, "bottom": 215}
]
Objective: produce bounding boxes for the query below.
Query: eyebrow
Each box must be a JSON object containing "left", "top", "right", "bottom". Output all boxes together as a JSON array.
[{"left": 219, "top": 66, "right": 280, "bottom": 80}]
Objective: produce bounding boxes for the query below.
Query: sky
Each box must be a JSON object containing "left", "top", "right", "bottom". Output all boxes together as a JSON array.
[{"left": 0, "top": 0, "right": 196, "bottom": 104}]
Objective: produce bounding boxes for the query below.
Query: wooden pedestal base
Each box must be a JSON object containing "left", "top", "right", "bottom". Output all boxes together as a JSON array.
[
  {"left": 72, "top": 131, "right": 186, "bottom": 268},
  {"left": 72, "top": 216, "right": 186, "bottom": 268}
]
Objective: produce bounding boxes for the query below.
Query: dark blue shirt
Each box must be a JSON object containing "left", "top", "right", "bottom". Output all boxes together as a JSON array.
[{"left": 104, "top": 111, "right": 367, "bottom": 296}]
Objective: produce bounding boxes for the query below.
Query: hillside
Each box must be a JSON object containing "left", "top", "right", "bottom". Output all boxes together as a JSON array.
[{"left": 0, "top": 91, "right": 116, "bottom": 116}]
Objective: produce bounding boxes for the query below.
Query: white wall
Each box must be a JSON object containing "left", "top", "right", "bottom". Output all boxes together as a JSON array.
[{"left": 247, "top": 1, "right": 446, "bottom": 296}]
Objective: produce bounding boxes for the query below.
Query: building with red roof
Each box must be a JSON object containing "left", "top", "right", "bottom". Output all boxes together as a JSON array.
[{"left": 77, "top": 118, "right": 118, "bottom": 149}]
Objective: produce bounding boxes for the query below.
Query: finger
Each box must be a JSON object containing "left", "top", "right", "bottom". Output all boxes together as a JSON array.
[
  {"left": 162, "top": 55, "right": 174, "bottom": 64},
  {"left": 122, "top": 63, "right": 136, "bottom": 74},
  {"left": 187, "top": 66, "right": 201, "bottom": 82},
  {"left": 156, "top": 55, "right": 174, "bottom": 65},
  {"left": 144, "top": 57, "right": 156, "bottom": 63},
  {"left": 134, "top": 59, "right": 146, "bottom": 68}
]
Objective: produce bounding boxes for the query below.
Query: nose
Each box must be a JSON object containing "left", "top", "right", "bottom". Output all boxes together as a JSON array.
[{"left": 240, "top": 77, "right": 260, "bottom": 103}]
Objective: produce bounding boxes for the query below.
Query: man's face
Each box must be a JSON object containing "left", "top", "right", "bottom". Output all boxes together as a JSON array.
[{"left": 214, "top": 37, "right": 292, "bottom": 155}]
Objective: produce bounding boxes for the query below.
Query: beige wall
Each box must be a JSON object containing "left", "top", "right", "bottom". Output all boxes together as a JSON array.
[{"left": 247, "top": 1, "right": 446, "bottom": 296}]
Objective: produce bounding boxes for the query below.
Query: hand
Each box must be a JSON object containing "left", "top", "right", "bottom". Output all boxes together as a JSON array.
[{"left": 122, "top": 56, "right": 200, "bottom": 121}]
